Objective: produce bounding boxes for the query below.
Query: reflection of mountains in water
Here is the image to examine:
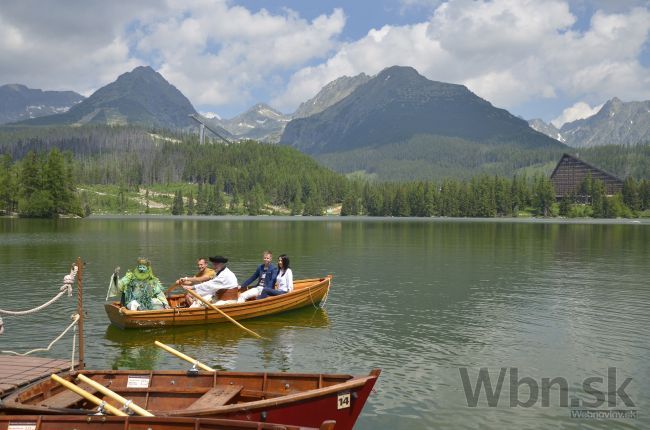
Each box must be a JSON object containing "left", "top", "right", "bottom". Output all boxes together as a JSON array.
[{"left": 105, "top": 307, "right": 330, "bottom": 348}]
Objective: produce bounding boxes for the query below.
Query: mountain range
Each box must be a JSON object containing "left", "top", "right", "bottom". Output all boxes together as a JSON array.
[
  {"left": 17, "top": 66, "right": 198, "bottom": 128},
  {"left": 529, "top": 98, "right": 650, "bottom": 147},
  {"left": 2, "top": 64, "right": 649, "bottom": 180},
  {"left": 0, "top": 84, "right": 84, "bottom": 125},
  {"left": 281, "top": 66, "right": 561, "bottom": 154},
  {"left": 205, "top": 103, "right": 290, "bottom": 143}
]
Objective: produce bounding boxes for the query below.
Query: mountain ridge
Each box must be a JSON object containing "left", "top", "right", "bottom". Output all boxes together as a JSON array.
[
  {"left": 17, "top": 66, "right": 198, "bottom": 128},
  {"left": 280, "top": 65, "right": 564, "bottom": 155},
  {"left": 0, "top": 84, "right": 84, "bottom": 125}
]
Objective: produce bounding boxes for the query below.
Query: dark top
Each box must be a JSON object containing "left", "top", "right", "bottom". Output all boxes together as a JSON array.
[{"left": 241, "top": 263, "right": 278, "bottom": 290}]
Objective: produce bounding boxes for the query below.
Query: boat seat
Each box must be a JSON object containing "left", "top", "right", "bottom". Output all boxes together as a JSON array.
[
  {"left": 215, "top": 288, "right": 239, "bottom": 302},
  {"left": 38, "top": 382, "right": 100, "bottom": 409},
  {"left": 186, "top": 384, "right": 243, "bottom": 410}
]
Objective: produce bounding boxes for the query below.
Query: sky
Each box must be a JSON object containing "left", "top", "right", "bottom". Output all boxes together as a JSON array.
[{"left": 1, "top": 0, "right": 649, "bottom": 127}]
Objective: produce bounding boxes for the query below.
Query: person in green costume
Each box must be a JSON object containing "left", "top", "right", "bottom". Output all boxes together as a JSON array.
[{"left": 118, "top": 258, "right": 170, "bottom": 311}]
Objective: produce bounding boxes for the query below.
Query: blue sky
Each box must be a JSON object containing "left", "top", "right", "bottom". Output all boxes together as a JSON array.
[{"left": 1, "top": 0, "right": 649, "bottom": 126}]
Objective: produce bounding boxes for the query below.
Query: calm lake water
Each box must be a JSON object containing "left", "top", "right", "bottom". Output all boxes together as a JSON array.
[{"left": 1, "top": 216, "right": 649, "bottom": 429}]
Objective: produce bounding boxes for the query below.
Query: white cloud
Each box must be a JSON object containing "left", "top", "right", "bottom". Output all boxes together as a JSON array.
[
  {"left": 552, "top": 101, "right": 603, "bottom": 127},
  {"left": 1, "top": 0, "right": 649, "bottom": 121},
  {"left": 134, "top": 3, "right": 345, "bottom": 111},
  {"left": 275, "top": 0, "right": 650, "bottom": 115}
]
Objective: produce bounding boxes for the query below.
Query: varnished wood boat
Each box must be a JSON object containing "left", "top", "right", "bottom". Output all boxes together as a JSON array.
[
  {"left": 105, "top": 277, "right": 331, "bottom": 329},
  {"left": 0, "top": 416, "right": 335, "bottom": 430},
  {"left": 1, "top": 369, "right": 380, "bottom": 430}
]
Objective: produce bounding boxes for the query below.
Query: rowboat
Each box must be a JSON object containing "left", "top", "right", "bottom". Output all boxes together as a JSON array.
[
  {"left": 105, "top": 277, "right": 331, "bottom": 329},
  {"left": 0, "top": 416, "right": 335, "bottom": 430},
  {"left": 1, "top": 369, "right": 380, "bottom": 430}
]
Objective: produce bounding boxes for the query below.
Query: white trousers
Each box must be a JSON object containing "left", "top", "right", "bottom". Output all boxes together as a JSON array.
[{"left": 237, "top": 286, "right": 262, "bottom": 303}]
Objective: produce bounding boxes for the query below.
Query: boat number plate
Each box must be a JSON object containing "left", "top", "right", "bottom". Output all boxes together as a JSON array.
[
  {"left": 337, "top": 391, "right": 351, "bottom": 409},
  {"left": 8, "top": 423, "right": 36, "bottom": 430},
  {"left": 127, "top": 376, "right": 150, "bottom": 388}
]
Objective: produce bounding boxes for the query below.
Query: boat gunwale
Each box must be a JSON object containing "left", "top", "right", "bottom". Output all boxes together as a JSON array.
[
  {"left": 104, "top": 276, "right": 331, "bottom": 328},
  {"left": 2, "top": 369, "right": 380, "bottom": 417}
]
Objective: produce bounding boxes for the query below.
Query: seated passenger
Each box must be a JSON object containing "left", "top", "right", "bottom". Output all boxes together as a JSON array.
[
  {"left": 237, "top": 250, "right": 278, "bottom": 303},
  {"left": 118, "top": 258, "right": 169, "bottom": 310},
  {"left": 183, "top": 255, "right": 238, "bottom": 307},
  {"left": 176, "top": 257, "right": 216, "bottom": 287},
  {"left": 259, "top": 254, "right": 293, "bottom": 299}
]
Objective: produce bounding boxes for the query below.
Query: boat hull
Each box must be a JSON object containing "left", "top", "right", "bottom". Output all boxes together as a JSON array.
[
  {"left": 0, "top": 416, "right": 335, "bottom": 430},
  {"left": 105, "top": 277, "right": 331, "bottom": 329},
  {"left": 2, "top": 369, "right": 380, "bottom": 430}
]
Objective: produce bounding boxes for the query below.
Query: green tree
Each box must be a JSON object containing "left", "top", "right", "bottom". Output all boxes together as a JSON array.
[
  {"left": 0, "top": 155, "right": 18, "bottom": 213},
  {"left": 532, "top": 174, "right": 555, "bottom": 216},
  {"left": 246, "top": 185, "right": 265, "bottom": 215},
  {"left": 186, "top": 190, "right": 194, "bottom": 215},
  {"left": 171, "top": 190, "right": 184, "bottom": 215},
  {"left": 590, "top": 179, "right": 605, "bottom": 218},
  {"left": 213, "top": 183, "right": 226, "bottom": 215},
  {"left": 622, "top": 177, "right": 640, "bottom": 212},
  {"left": 341, "top": 188, "right": 360, "bottom": 216}
]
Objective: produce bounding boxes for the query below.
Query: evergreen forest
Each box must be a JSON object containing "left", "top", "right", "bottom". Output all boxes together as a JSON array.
[{"left": 0, "top": 125, "right": 649, "bottom": 218}]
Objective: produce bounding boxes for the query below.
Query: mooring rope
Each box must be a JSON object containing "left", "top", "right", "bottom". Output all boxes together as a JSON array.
[
  {"left": 0, "top": 265, "right": 77, "bottom": 316},
  {"left": 319, "top": 282, "right": 330, "bottom": 309},
  {"left": 308, "top": 279, "right": 330, "bottom": 309},
  {"left": 2, "top": 313, "right": 80, "bottom": 356}
]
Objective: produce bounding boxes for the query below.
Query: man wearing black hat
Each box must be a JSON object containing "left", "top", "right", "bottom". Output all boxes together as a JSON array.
[{"left": 182, "top": 255, "right": 238, "bottom": 306}]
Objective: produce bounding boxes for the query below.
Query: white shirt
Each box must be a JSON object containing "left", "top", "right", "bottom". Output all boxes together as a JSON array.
[
  {"left": 276, "top": 268, "right": 293, "bottom": 293},
  {"left": 193, "top": 267, "right": 238, "bottom": 297}
]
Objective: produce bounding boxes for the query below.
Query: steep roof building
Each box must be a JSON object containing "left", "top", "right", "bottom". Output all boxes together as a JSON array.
[{"left": 550, "top": 153, "right": 623, "bottom": 198}]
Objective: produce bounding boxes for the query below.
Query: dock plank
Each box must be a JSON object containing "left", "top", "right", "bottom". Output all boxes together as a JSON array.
[{"left": 0, "top": 356, "right": 78, "bottom": 398}]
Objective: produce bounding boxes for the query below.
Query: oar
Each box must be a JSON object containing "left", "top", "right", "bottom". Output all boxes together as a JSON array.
[
  {"left": 76, "top": 374, "right": 153, "bottom": 416},
  {"left": 154, "top": 340, "right": 215, "bottom": 372},
  {"left": 50, "top": 374, "right": 127, "bottom": 416},
  {"left": 185, "top": 288, "right": 264, "bottom": 339}
]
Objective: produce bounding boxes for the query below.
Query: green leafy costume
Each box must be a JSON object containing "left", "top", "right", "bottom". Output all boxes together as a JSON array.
[{"left": 118, "top": 258, "right": 169, "bottom": 310}]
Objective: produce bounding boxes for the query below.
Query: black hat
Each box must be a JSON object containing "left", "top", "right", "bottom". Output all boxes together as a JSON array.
[{"left": 209, "top": 255, "right": 228, "bottom": 263}]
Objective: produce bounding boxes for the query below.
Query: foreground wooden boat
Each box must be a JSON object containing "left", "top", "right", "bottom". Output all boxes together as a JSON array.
[
  {"left": 105, "top": 277, "right": 331, "bottom": 329},
  {"left": 2, "top": 369, "right": 380, "bottom": 430},
  {"left": 0, "top": 416, "right": 336, "bottom": 430}
]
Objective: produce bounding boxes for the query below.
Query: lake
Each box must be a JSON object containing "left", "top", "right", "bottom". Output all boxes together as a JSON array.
[{"left": 1, "top": 216, "right": 649, "bottom": 429}]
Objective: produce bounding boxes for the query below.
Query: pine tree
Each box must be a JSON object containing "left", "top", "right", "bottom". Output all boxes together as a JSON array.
[
  {"left": 186, "top": 190, "right": 194, "bottom": 215},
  {"left": 0, "top": 155, "right": 18, "bottom": 213},
  {"left": 213, "top": 183, "right": 226, "bottom": 215},
  {"left": 622, "top": 177, "right": 640, "bottom": 212},
  {"left": 591, "top": 179, "right": 605, "bottom": 217}
]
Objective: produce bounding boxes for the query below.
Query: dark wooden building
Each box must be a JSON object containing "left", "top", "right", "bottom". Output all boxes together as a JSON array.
[{"left": 550, "top": 153, "right": 623, "bottom": 198}]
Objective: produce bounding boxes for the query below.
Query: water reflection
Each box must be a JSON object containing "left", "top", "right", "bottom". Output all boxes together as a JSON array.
[{"left": 103, "top": 308, "right": 329, "bottom": 371}]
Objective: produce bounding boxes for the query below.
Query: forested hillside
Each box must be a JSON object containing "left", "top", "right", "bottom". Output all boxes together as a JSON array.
[{"left": 0, "top": 125, "right": 648, "bottom": 218}]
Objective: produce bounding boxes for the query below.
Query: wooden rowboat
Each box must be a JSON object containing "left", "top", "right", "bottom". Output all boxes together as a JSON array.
[
  {"left": 0, "top": 416, "right": 335, "bottom": 430},
  {"left": 105, "top": 277, "right": 331, "bottom": 329},
  {"left": 1, "top": 369, "right": 380, "bottom": 430}
]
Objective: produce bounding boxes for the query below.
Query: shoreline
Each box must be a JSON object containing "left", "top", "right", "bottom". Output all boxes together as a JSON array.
[{"left": 5, "top": 213, "right": 644, "bottom": 225}]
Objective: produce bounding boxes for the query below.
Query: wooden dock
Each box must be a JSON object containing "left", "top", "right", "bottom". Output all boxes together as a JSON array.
[{"left": 0, "top": 356, "right": 76, "bottom": 398}]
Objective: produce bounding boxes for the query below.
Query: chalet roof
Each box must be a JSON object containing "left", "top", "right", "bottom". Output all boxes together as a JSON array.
[{"left": 550, "top": 153, "right": 623, "bottom": 183}]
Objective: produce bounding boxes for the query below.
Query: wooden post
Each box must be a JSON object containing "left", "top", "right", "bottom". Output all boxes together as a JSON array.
[{"left": 75, "top": 257, "right": 85, "bottom": 370}]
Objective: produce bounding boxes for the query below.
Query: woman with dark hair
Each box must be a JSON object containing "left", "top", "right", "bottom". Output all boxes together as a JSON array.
[{"left": 259, "top": 254, "right": 293, "bottom": 298}]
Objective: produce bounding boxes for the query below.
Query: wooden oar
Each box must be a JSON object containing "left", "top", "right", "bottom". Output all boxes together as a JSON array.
[
  {"left": 76, "top": 374, "right": 153, "bottom": 416},
  {"left": 50, "top": 374, "right": 127, "bottom": 416},
  {"left": 154, "top": 340, "right": 215, "bottom": 372},
  {"left": 185, "top": 288, "right": 264, "bottom": 339}
]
